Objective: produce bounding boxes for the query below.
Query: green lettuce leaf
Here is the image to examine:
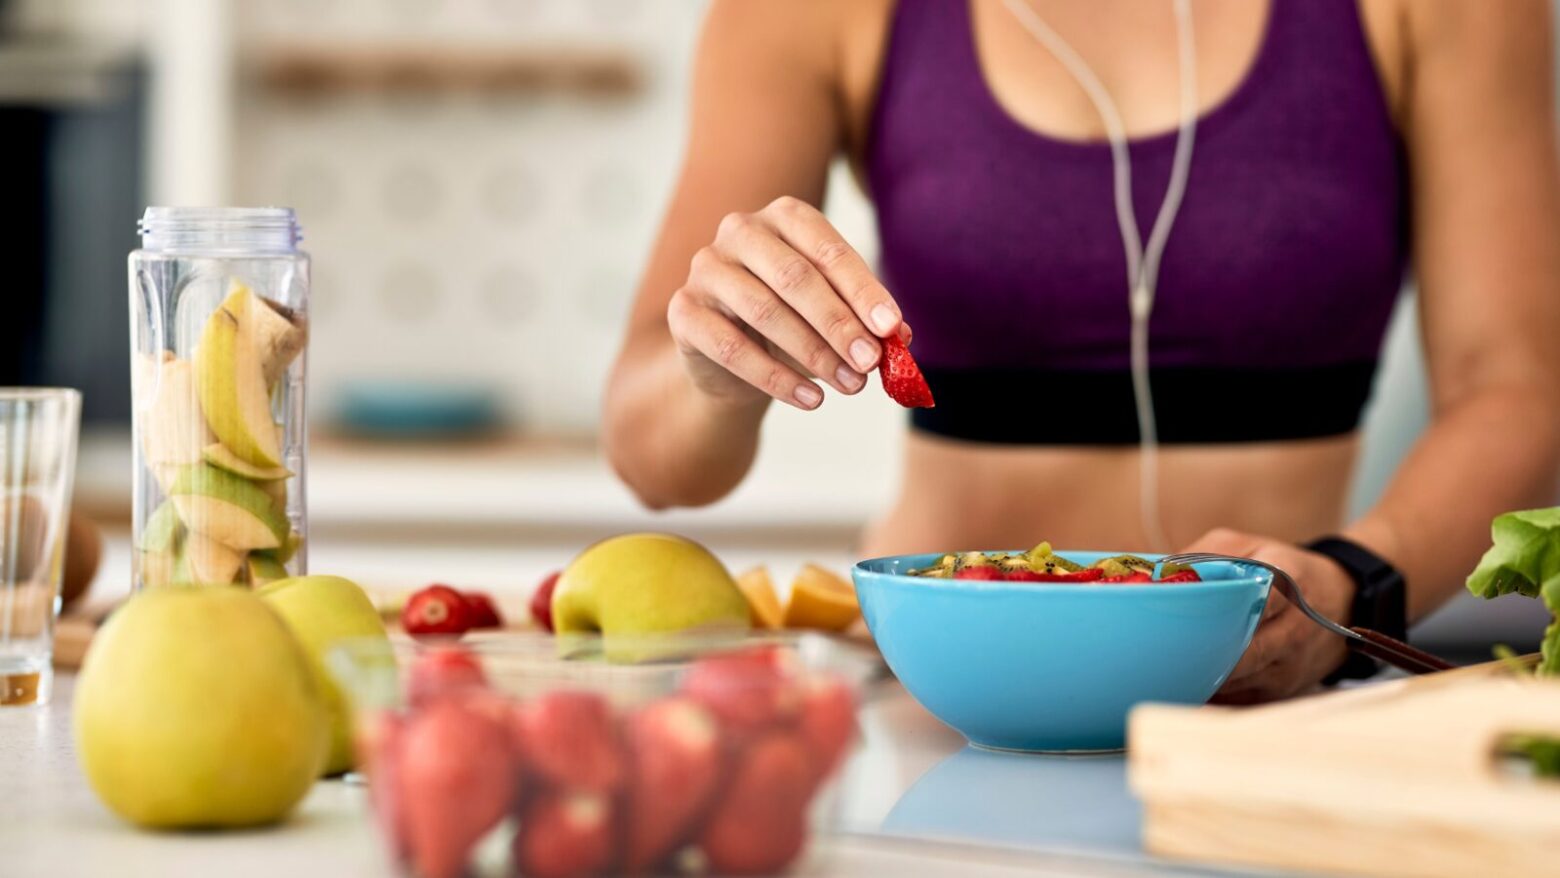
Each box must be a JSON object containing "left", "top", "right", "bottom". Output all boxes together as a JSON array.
[{"left": 1467, "top": 508, "right": 1560, "bottom": 674}]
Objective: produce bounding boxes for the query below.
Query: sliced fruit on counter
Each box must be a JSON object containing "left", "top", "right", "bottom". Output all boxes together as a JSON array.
[
  {"left": 461, "top": 591, "right": 503, "bottom": 630},
  {"left": 194, "top": 284, "right": 293, "bottom": 468},
  {"left": 132, "top": 352, "right": 215, "bottom": 470},
  {"left": 782, "top": 563, "right": 861, "bottom": 632},
  {"left": 202, "top": 441, "right": 292, "bottom": 481},
  {"left": 402, "top": 584, "right": 473, "bottom": 639},
  {"left": 167, "top": 463, "right": 289, "bottom": 550},
  {"left": 182, "top": 531, "right": 245, "bottom": 584},
  {"left": 551, "top": 533, "right": 750, "bottom": 636},
  {"left": 735, "top": 566, "right": 784, "bottom": 630},
  {"left": 529, "top": 570, "right": 560, "bottom": 633},
  {"left": 878, "top": 334, "right": 935, "bottom": 409}
]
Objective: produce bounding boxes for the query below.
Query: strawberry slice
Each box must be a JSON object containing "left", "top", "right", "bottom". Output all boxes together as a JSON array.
[
  {"left": 462, "top": 591, "right": 503, "bottom": 629},
  {"left": 530, "top": 571, "right": 560, "bottom": 633},
  {"left": 1156, "top": 569, "right": 1202, "bottom": 583},
  {"left": 952, "top": 567, "right": 1002, "bottom": 581},
  {"left": 1100, "top": 571, "right": 1154, "bottom": 583},
  {"left": 403, "top": 584, "right": 473, "bottom": 639},
  {"left": 878, "top": 335, "right": 934, "bottom": 408},
  {"left": 1023, "top": 568, "right": 1105, "bottom": 583}
]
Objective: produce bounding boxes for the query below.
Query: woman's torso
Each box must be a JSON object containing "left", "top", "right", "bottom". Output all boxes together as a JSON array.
[{"left": 829, "top": 0, "right": 1412, "bottom": 554}]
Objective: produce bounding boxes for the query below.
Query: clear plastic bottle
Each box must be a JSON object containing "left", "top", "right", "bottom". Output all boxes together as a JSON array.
[{"left": 128, "top": 207, "right": 309, "bottom": 589}]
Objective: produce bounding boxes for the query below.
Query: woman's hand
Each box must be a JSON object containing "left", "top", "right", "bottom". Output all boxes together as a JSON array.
[
  {"left": 667, "top": 196, "right": 905, "bottom": 411},
  {"left": 1179, "top": 528, "right": 1355, "bottom": 704}
]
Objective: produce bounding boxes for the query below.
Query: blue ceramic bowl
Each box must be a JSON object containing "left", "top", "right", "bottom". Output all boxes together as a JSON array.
[{"left": 853, "top": 551, "right": 1271, "bottom": 753}]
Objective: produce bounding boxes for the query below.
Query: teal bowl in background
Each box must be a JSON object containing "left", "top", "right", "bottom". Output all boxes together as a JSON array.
[{"left": 852, "top": 552, "right": 1272, "bottom": 753}]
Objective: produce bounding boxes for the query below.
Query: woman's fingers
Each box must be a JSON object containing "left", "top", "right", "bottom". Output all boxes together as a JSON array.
[
  {"left": 691, "top": 249, "right": 865, "bottom": 394},
  {"left": 717, "top": 206, "right": 882, "bottom": 375},
  {"left": 667, "top": 288, "right": 824, "bottom": 410},
  {"left": 760, "top": 197, "right": 904, "bottom": 340}
]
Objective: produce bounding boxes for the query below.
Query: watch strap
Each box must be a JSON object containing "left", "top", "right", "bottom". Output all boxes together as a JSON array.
[{"left": 1305, "top": 535, "right": 1408, "bottom": 683}]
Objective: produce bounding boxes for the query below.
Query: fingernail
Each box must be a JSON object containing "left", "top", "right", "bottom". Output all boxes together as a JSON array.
[
  {"left": 794, "top": 385, "right": 823, "bottom": 409},
  {"left": 869, "top": 304, "right": 899, "bottom": 336},
  {"left": 849, "top": 338, "right": 878, "bottom": 371},
  {"left": 835, "top": 365, "right": 865, "bottom": 392}
]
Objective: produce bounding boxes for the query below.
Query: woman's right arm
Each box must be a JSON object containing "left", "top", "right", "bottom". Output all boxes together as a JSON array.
[{"left": 603, "top": 0, "right": 903, "bottom": 509}]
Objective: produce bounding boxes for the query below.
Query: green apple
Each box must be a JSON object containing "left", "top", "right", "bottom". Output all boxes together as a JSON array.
[
  {"left": 194, "top": 286, "right": 293, "bottom": 468},
  {"left": 273, "top": 530, "right": 303, "bottom": 564},
  {"left": 182, "top": 531, "right": 244, "bottom": 584},
  {"left": 133, "top": 352, "right": 215, "bottom": 472},
  {"left": 258, "top": 575, "right": 389, "bottom": 775},
  {"left": 73, "top": 585, "right": 328, "bottom": 828},
  {"left": 247, "top": 552, "right": 288, "bottom": 587},
  {"left": 137, "top": 502, "right": 184, "bottom": 587},
  {"left": 203, "top": 442, "right": 291, "bottom": 481},
  {"left": 552, "top": 533, "right": 751, "bottom": 636},
  {"left": 168, "top": 463, "right": 288, "bottom": 550}
]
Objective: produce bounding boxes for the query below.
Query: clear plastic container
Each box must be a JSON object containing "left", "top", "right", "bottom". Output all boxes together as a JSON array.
[
  {"left": 128, "top": 207, "right": 309, "bottom": 589},
  {"left": 329, "top": 632, "right": 872, "bottom": 878}
]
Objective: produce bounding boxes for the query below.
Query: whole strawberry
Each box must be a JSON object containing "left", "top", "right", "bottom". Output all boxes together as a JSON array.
[
  {"left": 399, "top": 700, "right": 518, "bottom": 878},
  {"left": 878, "top": 335, "right": 934, "bottom": 408},
  {"left": 530, "top": 571, "right": 560, "bottom": 632}
]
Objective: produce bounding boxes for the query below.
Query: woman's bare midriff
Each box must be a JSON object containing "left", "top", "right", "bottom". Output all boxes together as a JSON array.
[{"left": 859, "top": 432, "right": 1360, "bottom": 556}]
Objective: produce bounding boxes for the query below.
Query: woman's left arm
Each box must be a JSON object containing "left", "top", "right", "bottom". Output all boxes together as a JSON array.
[{"left": 1189, "top": 0, "right": 1560, "bottom": 701}]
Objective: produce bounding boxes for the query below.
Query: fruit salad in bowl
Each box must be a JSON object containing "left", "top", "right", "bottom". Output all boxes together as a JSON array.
[
  {"left": 329, "top": 634, "right": 868, "bottom": 878},
  {"left": 853, "top": 546, "right": 1272, "bottom": 753}
]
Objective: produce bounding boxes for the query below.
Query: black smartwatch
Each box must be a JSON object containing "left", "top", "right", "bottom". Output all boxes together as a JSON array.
[{"left": 1304, "top": 536, "right": 1408, "bottom": 683}]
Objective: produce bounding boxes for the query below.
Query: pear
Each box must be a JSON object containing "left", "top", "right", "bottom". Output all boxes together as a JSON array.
[
  {"left": 203, "top": 442, "right": 291, "bottom": 481},
  {"left": 133, "top": 352, "right": 214, "bottom": 469},
  {"left": 194, "top": 285, "right": 300, "bottom": 469},
  {"left": 168, "top": 464, "right": 289, "bottom": 551},
  {"left": 183, "top": 531, "right": 245, "bottom": 584}
]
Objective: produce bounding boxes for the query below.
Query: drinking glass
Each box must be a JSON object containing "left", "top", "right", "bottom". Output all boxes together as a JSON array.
[{"left": 0, "top": 388, "right": 82, "bottom": 706}]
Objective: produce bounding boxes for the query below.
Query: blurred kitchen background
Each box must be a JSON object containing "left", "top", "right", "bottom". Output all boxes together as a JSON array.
[{"left": 3, "top": 0, "right": 1547, "bottom": 657}]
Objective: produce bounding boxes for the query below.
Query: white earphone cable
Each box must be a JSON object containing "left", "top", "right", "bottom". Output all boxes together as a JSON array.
[{"left": 999, "top": 0, "right": 1198, "bottom": 551}]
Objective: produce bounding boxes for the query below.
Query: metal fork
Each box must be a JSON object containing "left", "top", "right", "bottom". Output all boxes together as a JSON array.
[{"left": 1160, "top": 552, "right": 1455, "bottom": 676}]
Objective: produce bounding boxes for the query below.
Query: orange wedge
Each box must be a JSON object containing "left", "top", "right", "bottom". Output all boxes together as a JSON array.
[
  {"left": 736, "top": 566, "right": 784, "bottom": 629},
  {"left": 782, "top": 564, "right": 860, "bottom": 632}
]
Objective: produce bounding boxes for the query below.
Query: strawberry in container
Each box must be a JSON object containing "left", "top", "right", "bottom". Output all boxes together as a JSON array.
[{"left": 336, "top": 636, "right": 863, "bottom": 878}]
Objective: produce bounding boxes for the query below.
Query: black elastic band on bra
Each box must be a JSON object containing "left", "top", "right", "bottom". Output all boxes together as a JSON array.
[{"left": 910, "top": 362, "right": 1378, "bottom": 445}]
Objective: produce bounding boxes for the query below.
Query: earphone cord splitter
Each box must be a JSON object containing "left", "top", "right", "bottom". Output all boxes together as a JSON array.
[{"left": 999, "top": 0, "right": 1198, "bottom": 551}]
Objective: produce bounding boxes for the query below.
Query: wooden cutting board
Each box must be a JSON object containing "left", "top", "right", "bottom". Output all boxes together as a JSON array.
[{"left": 1128, "top": 663, "right": 1560, "bottom": 878}]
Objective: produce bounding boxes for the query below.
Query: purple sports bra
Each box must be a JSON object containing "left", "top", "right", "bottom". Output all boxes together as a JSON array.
[{"left": 868, "top": 0, "right": 1408, "bottom": 444}]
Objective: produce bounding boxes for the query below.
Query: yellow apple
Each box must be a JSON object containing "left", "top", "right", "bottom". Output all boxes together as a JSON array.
[
  {"left": 73, "top": 586, "right": 328, "bottom": 828},
  {"left": 552, "top": 533, "right": 750, "bottom": 636},
  {"left": 258, "top": 575, "right": 390, "bottom": 775}
]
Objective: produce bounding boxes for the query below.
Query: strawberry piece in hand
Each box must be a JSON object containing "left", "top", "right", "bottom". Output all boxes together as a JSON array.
[
  {"left": 462, "top": 591, "right": 503, "bottom": 629},
  {"left": 407, "top": 647, "right": 488, "bottom": 708},
  {"left": 400, "top": 700, "right": 519, "bottom": 878},
  {"left": 512, "top": 691, "right": 624, "bottom": 793},
  {"left": 697, "top": 730, "right": 813, "bottom": 875},
  {"left": 403, "top": 584, "right": 472, "bottom": 639},
  {"left": 530, "top": 571, "right": 560, "bottom": 633},
  {"left": 512, "top": 791, "right": 616, "bottom": 878},
  {"left": 621, "top": 698, "right": 723, "bottom": 871},
  {"left": 878, "top": 335, "right": 935, "bottom": 408}
]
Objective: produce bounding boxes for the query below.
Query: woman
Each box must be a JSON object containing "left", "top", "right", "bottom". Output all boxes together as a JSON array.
[{"left": 604, "top": 0, "right": 1560, "bottom": 701}]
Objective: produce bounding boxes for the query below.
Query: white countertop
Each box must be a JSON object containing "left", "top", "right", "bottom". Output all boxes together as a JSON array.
[{"left": 0, "top": 674, "right": 1251, "bottom": 878}]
